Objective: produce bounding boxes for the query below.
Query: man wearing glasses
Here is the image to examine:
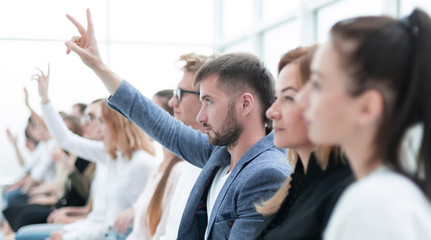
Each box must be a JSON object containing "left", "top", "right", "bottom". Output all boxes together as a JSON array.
[
  {"left": 168, "top": 53, "right": 217, "bottom": 131},
  {"left": 65, "top": 9, "right": 291, "bottom": 240}
]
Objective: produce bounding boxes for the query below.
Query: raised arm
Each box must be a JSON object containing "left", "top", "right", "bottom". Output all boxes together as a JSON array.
[
  {"left": 33, "top": 67, "right": 106, "bottom": 164},
  {"left": 6, "top": 128, "right": 25, "bottom": 166},
  {"left": 23, "top": 87, "right": 48, "bottom": 131},
  {"left": 65, "top": 8, "right": 121, "bottom": 94},
  {"left": 108, "top": 81, "right": 213, "bottom": 168},
  {"left": 65, "top": 9, "right": 213, "bottom": 167}
]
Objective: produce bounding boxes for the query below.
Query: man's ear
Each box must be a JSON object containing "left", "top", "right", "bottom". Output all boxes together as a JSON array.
[
  {"left": 239, "top": 93, "right": 254, "bottom": 116},
  {"left": 356, "top": 89, "right": 384, "bottom": 127}
]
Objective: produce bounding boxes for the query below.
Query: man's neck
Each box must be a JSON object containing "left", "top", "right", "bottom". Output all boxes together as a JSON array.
[{"left": 227, "top": 126, "right": 266, "bottom": 172}]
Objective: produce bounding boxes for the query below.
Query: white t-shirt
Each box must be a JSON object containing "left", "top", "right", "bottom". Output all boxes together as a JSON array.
[
  {"left": 205, "top": 165, "right": 231, "bottom": 240},
  {"left": 324, "top": 166, "right": 431, "bottom": 240}
]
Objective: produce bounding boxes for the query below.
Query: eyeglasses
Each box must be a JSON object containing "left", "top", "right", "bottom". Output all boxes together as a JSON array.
[
  {"left": 81, "top": 113, "right": 96, "bottom": 124},
  {"left": 173, "top": 88, "right": 200, "bottom": 103}
]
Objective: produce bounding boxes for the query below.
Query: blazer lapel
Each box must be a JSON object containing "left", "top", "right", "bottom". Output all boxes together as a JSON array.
[{"left": 205, "top": 133, "right": 277, "bottom": 238}]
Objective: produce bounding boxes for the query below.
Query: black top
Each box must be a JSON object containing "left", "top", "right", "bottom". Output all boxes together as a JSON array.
[
  {"left": 55, "top": 156, "right": 91, "bottom": 208},
  {"left": 254, "top": 152, "right": 353, "bottom": 240}
]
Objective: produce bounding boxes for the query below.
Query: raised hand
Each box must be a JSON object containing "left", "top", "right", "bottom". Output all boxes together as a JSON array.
[
  {"left": 65, "top": 8, "right": 102, "bottom": 69},
  {"left": 32, "top": 64, "right": 50, "bottom": 104},
  {"left": 65, "top": 8, "right": 121, "bottom": 94}
]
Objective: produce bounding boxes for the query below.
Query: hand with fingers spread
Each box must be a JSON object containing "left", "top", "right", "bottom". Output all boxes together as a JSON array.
[
  {"left": 32, "top": 64, "right": 50, "bottom": 104},
  {"left": 65, "top": 8, "right": 102, "bottom": 70},
  {"left": 65, "top": 8, "right": 122, "bottom": 94}
]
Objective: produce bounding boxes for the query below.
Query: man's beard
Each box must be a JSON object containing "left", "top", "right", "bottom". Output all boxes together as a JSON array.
[{"left": 206, "top": 105, "right": 243, "bottom": 148}]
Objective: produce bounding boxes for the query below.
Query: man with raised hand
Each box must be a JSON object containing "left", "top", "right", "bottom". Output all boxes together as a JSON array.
[{"left": 64, "top": 9, "right": 291, "bottom": 240}]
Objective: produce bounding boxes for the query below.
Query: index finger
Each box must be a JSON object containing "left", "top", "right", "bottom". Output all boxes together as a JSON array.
[
  {"left": 86, "top": 8, "right": 95, "bottom": 35},
  {"left": 66, "top": 13, "right": 86, "bottom": 36}
]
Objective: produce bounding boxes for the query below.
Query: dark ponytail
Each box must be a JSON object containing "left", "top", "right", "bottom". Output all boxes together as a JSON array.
[
  {"left": 330, "top": 8, "right": 431, "bottom": 199},
  {"left": 395, "top": 9, "right": 431, "bottom": 199}
]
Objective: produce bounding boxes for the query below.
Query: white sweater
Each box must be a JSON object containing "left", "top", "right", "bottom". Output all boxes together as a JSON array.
[
  {"left": 42, "top": 102, "right": 158, "bottom": 240},
  {"left": 324, "top": 166, "right": 431, "bottom": 240}
]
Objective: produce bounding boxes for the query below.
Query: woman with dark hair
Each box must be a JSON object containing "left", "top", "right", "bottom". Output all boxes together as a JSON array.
[
  {"left": 296, "top": 9, "right": 431, "bottom": 239},
  {"left": 253, "top": 46, "right": 353, "bottom": 240}
]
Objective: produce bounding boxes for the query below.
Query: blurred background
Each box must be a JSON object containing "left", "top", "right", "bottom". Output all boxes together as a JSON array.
[{"left": 1, "top": 0, "right": 430, "bottom": 180}]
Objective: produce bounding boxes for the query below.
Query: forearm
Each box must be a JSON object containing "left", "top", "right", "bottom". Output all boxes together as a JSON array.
[
  {"left": 92, "top": 62, "right": 122, "bottom": 95},
  {"left": 13, "top": 145, "right": 26, "bottom": 166},
  {"left": 31, "top": 182, "right": 58, "bottom": 196},
  {"left": 41, "top": 102, "right": 106, "bottom": 163},
  {"left": 21, "top": 177, "right": 37, "bottom": 193},
  {"left": 108, "top": 81, "right": 212, "bottom": 167},
  {"left": 62, "top": 205, "right": 91, "bottom": 215}
]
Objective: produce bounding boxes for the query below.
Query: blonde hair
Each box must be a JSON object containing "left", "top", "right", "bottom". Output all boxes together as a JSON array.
[
  {"left": 256, "top": 146, "right": 336, "bottom": 216},
  {"left": 178, "top": 52, "right": 219, "bottom": 73},
  {"left": 100, "top": 100, "right": 155, "bottom": 159}
]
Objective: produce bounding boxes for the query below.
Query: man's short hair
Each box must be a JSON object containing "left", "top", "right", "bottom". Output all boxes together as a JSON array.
[
  {"left": 178, "top": 53, "right": 219, "bottom": 74},
  {"left": 193, "top": 52, "right": 275, "bottom": 129}
]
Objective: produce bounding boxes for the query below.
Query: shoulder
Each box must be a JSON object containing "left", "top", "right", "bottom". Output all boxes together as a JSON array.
[
  {"left": 326, "top": 169, "right": 431, "bottom": 239},
  {"left": 130, "top": 150, "right": 158, "bottom": 162},
  {"left": 128, "top": 150, "right": 159, "bottom": 169},
  {"left": 171, "top": 161, "right": 201, "bottom": 175},
  {"left": 344, "top": 169, "right": 425, "bottom": 203},
  {"left": 165, "top": 161, "right": 201, "bottom": 193},
  {"left": 333, "top": 168, "right": 431, "bottom": 222},
  {"left": 243, "top": 147, "right": 291, "bottom": 178}
]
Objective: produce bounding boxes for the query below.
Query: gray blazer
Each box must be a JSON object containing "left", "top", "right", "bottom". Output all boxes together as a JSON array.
[{"left": 108, "top": 80, "right": 292, "bottom": 240}]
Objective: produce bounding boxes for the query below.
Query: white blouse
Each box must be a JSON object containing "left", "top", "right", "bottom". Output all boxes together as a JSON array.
[
  {"left": 29, "top": 139, "right": 57, "bottom": 182},
  {"left": 324, "top": 166, "right": 431, "bottom": 240},
  {"left": 42, "top": 102, "right": 158, "bottom": 239},
  {"left": 127, "top": 161, "right": 201, "bottom": 240}
]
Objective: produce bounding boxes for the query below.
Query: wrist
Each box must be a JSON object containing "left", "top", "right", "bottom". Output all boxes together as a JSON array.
[
  {"left": 41, "top": 97, "right": 50, "bottom": 104},
  {"left": 91, "top": 59, "right": 107, "bottom": 73}
]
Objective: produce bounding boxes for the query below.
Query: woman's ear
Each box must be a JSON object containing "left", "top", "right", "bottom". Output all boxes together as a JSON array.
[{"left": 357, "top": 89, "right": 384, "bottom": 127}]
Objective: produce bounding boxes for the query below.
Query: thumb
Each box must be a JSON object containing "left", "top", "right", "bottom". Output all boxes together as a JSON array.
[{"left": 65, "top": 41, "right": 86, "bottom": 57}]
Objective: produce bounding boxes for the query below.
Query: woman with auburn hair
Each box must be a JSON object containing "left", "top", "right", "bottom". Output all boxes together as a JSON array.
[
  {"left": 107, "top": 89, "right": 201, "bottom": 240},
  {"left": 254, "top": 45, "right": 353, "bottom": 240},
  {"left": 296, "top": 9, "right": 431, "bottom": 240},
  {"left": 31, "top": 67, "right": 158, "bottom": 240}
]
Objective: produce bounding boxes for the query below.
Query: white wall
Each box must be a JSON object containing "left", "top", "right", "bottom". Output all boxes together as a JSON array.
[{"left": 0, "top": 0, "right": 213, "bottom": 180}]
